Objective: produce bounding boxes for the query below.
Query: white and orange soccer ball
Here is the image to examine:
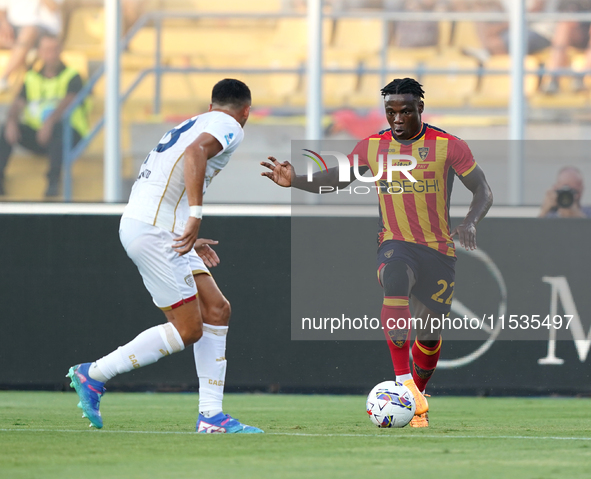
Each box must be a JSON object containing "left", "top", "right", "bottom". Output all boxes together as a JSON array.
[{"left": 366, "top": 381, "right": 416, "bottom": 428}]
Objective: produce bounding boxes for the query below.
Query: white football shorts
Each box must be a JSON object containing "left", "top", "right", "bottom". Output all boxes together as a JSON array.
[{"left": 119, "top": 217, "right": 210, "bottom": 310}]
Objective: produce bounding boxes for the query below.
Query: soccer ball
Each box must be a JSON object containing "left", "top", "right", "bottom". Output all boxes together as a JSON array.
[{"left": 366, "top": 381, "right": 416, "bottom": 428}]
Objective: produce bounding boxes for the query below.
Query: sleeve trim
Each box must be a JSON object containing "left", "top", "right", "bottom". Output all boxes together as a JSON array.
[{"left": 459, "top": 162, "right": 477, "bottom": 178}]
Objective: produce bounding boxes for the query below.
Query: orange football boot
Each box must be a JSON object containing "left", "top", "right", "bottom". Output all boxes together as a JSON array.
[
  {"left": 409, "top": 412, "right": 429, "bottom": 428},
  {"left": 403, "top": 379, "right": 429, "bottom": 415}
]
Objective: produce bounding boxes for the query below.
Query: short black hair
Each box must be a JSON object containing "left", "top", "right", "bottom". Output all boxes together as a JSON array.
[
  {"left": 212, "top": 79, "right": 251, "bottom": 107},
  {"left": 380, "top": 78, "right": 424, "bottom": 100}
]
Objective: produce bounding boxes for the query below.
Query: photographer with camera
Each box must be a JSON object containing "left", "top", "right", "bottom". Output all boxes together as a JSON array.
[{"left": 539, "top": 166, "right": 591, "bottom": 218}]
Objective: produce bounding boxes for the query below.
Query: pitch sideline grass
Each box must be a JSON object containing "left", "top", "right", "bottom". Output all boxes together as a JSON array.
[{"left": 1, "top": 391, "right": 590, "bottom": 479}]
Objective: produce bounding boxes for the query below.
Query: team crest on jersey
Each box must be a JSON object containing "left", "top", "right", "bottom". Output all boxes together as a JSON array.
[
  {"left": 384, "top": 249, "right": 394, "bottom": 259},
  {"left": 184, "top": 275, "right": 195, "bottom": 287},
  {"left": 418, "top": 147, "right": 430, "bottom": 161}
]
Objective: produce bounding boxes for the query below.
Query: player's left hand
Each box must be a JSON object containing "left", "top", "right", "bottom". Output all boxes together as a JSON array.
[
  {"left": 451, "top": 222, "right": 477, "bottom": 250},
  {"left": 173, "top": 216, "right": 201, "bottom": 255},
  {"left": 195, "top": 239, "right": 220, "bottom": 268}
]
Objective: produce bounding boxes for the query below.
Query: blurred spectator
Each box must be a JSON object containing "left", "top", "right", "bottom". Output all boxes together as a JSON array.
[
  {"left": 542, "top": 0, "right": 591, "bottom": 94},
  {"left": 539, "top": 166, "right": 591, "bottom": 218},
  {"left": 465, "top": 0, "right": 553, "bottom": 62},
  {"left": 0, "top": 35, "right": 88, "bottom": 198},
  {"left": 0, "top": 0, "right": 64, "bottom": 92},
  {"left": 386, "top": 0, "right": 449, "bottom": 49}
]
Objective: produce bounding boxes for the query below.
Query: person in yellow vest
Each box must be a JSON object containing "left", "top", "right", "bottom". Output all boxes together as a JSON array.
[{"left": 0, "top": 34, "right": 88, "bottom": 197}]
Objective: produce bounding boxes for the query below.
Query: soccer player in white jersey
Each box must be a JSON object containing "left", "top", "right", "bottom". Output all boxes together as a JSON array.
[{"left": 67, "top": 79, "right": 262, "bottom": 433}]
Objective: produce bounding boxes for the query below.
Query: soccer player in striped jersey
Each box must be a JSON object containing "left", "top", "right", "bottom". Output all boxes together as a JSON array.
[
  {"left": 261, "top": 78, "right": 493, "bottom": 428},
  {"left": 67, "top": 79, "right": 263, "bottom": 433}
]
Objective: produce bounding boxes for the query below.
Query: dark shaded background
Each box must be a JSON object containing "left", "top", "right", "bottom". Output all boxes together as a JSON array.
[{"left": 1, "top": 215, "right": 589, "bottom": 395}]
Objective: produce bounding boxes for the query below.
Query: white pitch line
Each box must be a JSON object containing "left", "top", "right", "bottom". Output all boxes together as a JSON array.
[{"left": 1, "top": 428, "right": 590, "bottom": 441}]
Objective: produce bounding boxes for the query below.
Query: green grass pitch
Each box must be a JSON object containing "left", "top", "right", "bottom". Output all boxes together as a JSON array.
[{"left": 1, "top": 391, "right": 590, "bottom": 479}]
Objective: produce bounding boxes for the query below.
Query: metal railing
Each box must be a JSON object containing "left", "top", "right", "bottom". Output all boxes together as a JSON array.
[{"left": 60, "top": 8, "right": 591, "bottom": 201}]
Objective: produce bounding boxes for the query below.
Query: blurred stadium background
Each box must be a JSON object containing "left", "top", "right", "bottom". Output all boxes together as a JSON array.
[{"left": 0, "top": 0, "right": 590, "bottom": 204}]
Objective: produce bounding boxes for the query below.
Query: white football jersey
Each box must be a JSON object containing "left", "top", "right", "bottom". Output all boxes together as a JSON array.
[{"left": 122, "top": 111, "right": 244, "bottom": 234}]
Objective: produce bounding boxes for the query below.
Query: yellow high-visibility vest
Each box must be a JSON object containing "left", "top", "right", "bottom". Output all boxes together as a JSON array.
[{"left": 22, "top": 65, "right": 89, "bottom": 137}]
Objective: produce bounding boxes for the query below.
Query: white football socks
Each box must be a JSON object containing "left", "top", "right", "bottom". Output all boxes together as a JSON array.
[
  {"left": 89, "top": 323, "right": 185, "bottom": 382},
  {"left": 194, "top": 324, "right": 228, "bottom": 417},
  {"left": 396, "top": 373, "right": 413, "bottom": 383}
]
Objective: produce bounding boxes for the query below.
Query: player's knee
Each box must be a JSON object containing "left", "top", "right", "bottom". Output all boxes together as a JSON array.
[
  {"left": 382, "top": 261, "right": 411, "bottom": 297},
  {"left": 209, "top": 298, "right": 231, "bottom": 326},
  {"left": 415, "top": 331, "right": 440, "bottom": 347}
]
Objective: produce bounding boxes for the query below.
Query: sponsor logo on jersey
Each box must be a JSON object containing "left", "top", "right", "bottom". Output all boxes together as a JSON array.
[
  {"left": 377, "top": 179, "right": 440, "bottom": 194},
  {"left": 224, "top": 132, "right": 234, "bottom": 145}
]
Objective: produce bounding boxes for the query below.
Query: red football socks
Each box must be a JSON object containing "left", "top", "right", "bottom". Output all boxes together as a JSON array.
[
  {"left": 380, "top": 296, "right": 411, "bottom": 376},
  {"left": 412, "top": 338, "right": 442, "bottom": 392}
]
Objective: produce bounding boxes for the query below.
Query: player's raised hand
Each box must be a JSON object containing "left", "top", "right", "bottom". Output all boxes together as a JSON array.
[
  {"left": 451, "top": 223, "right": 477, "bottom": 251},
  {"left": 173, "top": 216, "right": 201, "bottom": 255},
  {"left": 195, "top": 239, "right": 220, "bottom": 268},
  {"left": 260, "top": 156, "right": 293, "bottom": 187}
]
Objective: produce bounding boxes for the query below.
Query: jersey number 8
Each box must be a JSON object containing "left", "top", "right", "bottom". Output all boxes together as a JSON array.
[{"left": 154, "top": 118, "right": 197, "bottom": 153}]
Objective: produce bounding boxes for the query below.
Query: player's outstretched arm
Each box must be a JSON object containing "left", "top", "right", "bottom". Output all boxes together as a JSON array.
[
  {"left": 174, "top": 133, "right": 223, "bottom": 256},
  {"left": 260, "top": 156, "right": 368, "bottom": 193},
  {"left": 451, "top": 165, "right": 493, "bottom": 251}
]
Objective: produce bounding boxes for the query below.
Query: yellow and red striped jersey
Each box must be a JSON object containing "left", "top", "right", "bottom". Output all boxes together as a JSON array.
[{"left": 348, "top": 123, "right": 477, "bottom": 257}]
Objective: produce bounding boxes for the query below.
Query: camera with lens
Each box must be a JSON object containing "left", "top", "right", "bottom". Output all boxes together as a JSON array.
[{"left": 555, "top": 186, "right": 576, "bottom": 209}]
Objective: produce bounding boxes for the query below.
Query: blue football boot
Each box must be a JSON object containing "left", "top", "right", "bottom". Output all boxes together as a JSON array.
[
  {"left": 66, "top": 363, "right": 106, "bottom": 429},
  {"left": 196, "top": 412, "right": 263, "bottom": 434}
]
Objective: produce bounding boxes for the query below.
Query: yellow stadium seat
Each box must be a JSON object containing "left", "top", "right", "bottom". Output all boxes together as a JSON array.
[
  {"left": 128, "top": 27, "right": 273, "bottom": 59},
  {"left": 324, "top": 58, "right": 359, "bottom": 108},
  {"left": 387, "top": 47, "right": 438, "bottom": 63},
  {"left": 240, "top": 72, "right": 299, "bottom": 107},
  {"left": 349, "top": 57, "right": 418, "bottom": 108},
  {"left": 149, "top": 0, "right": 281, "bottom": 12},
  {"left": 189, "top": 0, "right": 282, "bottom": 12},
  {"left": 570, "top": 53, "right": 591, "bottom": 89},
  {"left": 421, "top": 55, "right": 479, "bottom": 108},
  {"left": 331, "top": 19, "right": 385, "bottom": 58},
  {"left": 451, "top": 21, "right": 483, "bottom": 50},
  {"left": 64, "top": 7, "right": 104, "bottom": 59},
  {"left": 188, "top": 73, "right": 226, "bottom": 102},
  {"left": 61, "top": 51, "right": 89, "bottom": 79},
  {"left": 270, "top": 18, "right": 333, "bottom": 62},
  {"left": 2, "top": 154, "right": 46, "bottom": 200},
  {"left": 470, "top": 55, "right": 539, "bottom": 108},
  {"left": 529, "top": 59, "right": 591, "bottom": 109},
  {"left": 72, "top": 156, "right": 104, "bottom": 201},
  {"left": 288, "top": 56, "right": 358, "bottom": 108}
]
